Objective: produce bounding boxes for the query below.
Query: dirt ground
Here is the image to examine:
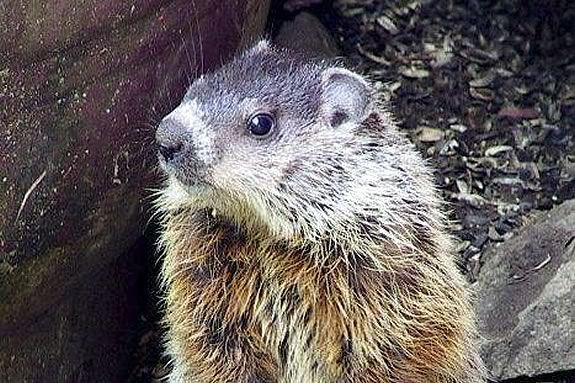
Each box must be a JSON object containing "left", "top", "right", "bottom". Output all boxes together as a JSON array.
[
  {"left": 324, "top": 0, "right": 575, "bottom": 282},
  {"left": 128, "top": 1, "right": 575, "bottom": 381}
]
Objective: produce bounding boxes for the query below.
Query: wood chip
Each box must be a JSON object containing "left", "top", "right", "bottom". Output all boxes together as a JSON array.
[
  {"left": 497, "top": 106, "right": 539, "bottom": 120},
  {"left": 469, "top": 87, "right": 495, "bottom": 101},
  {"left": 449, "top": 124, "right": 468, "bottom": 133},
  {"left": 376, "top": 15, "right": 399, "bottom": 35},
  {"left": 485, "top": 145, "right": 513, "bottom": 157},
  {"left": 399, "top": 67, "right": 430, "bottom": 79},
  {"left": 356, "top": 44, "right": 390, "bottom": 65},
  {"left": 469, "top": 72, "right": 497, "bottom": 88},
  {"left": 417, "top": 127, "right": 444, "bottom": 142}
]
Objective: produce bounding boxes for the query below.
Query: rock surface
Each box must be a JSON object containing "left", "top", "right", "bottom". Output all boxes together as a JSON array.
[
  {"left": 0, "top": 0, "right": 269, "bottom": 381},
  {"left": 275, "top": 12, "right": 340, "bottom": 58},
  {"left": 0, "top": 244, "right": 146, "bottom": 383},
  {"left": 476, "top": 199, "right": 575, "bottom": 380}
]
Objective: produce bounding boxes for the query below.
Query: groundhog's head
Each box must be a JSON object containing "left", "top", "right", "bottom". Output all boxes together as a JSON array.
[{"left": 156, "top": 40, "right": 440, "bottom": 245}]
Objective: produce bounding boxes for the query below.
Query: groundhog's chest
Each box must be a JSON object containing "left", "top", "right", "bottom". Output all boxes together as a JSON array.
[{"left": 165, "top": 219, "right": 348, "bottom": 381}]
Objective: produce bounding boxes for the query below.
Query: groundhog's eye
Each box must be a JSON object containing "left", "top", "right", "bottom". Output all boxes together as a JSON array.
[{"left": 247, "top": 112, "right": 275, "bottom": 137}]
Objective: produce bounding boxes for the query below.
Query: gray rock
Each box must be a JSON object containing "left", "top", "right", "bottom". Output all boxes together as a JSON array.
[
  {"left": 275, "top": 12, "right": 340, "bottom": 58},
  {"left": 476, "top": 199, "right": 575, "bottom": 380}
]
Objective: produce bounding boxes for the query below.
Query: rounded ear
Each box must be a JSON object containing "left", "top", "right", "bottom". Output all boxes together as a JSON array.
[{"left": 320, "top": 67, "right": 371, "bottom": 128}]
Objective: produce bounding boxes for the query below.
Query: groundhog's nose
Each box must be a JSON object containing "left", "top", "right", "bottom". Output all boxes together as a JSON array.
[
  {"left": 158, "top": 141, "right": 182, "bottom": 162},
  {"left": 156, "top": 118, "right": 184, "bottom": 162}
]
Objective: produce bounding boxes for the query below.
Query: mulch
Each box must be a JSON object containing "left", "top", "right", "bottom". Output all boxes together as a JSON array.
[{"left": 324, "top": 0, "right": 575, "bottom": 281}]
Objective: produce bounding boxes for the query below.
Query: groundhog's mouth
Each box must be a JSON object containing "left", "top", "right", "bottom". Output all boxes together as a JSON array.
[
  {"left": 170, "top": 173, "right": 211, "bottom": 196},
  {"left": 158, "top": 152, "right": 210, "bottom": 189},
  {"left": 161, "top": 172, "right": 214, "bottom": 207}
]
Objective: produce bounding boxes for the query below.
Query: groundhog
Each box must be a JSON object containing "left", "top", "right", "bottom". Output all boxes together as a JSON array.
[{"left": 154, "top": 40, "right": 486, "bottom": 383}]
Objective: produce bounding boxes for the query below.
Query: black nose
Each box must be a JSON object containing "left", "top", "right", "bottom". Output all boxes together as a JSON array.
[
  {"left": 158, "top": 141, "right": 182, "bottom": 162},
  {"left": 156, "top": 118, "right": 185, "bottom": 162}
]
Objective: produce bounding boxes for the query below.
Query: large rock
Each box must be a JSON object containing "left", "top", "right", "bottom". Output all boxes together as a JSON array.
[
  {"left": 275, "top": 12, "right": 340, "bottom": 58},
  {"left": 0, "top": 0, "right": 269, "bottom": 381},
  {"left": 476, "top": 200, "right": 575, "bottom": 380}
]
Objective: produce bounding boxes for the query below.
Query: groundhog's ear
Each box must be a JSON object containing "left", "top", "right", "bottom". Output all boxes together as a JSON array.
[{"left": 320, "top": 67, "right": 371, "bottom": 127}]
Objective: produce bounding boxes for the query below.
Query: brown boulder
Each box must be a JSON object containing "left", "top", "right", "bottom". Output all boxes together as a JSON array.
[{"left": 0, "top": 0, "right": 269, "bottom": 381}]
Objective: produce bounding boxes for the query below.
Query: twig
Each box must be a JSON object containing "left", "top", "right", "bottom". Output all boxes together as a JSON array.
[{"left": 16, "top": 170, "right": 47, "bottom": 222}]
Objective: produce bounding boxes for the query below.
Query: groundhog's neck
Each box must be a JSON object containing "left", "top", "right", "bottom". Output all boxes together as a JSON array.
[{"left": 161, "top": 204, "right": 445, "bottom": 276}]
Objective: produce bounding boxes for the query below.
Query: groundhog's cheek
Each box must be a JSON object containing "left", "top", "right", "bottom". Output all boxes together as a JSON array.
[
  {"left": 209, "top": 158, "right": 251, "bottom": 192},
  {"left": 208, "top": 163, "right": 230, "bottom": 188}
]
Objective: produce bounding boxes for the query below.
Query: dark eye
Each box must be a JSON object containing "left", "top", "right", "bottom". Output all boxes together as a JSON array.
[{"left": 247, "top": 112, "right": 275, "bottom": 137}]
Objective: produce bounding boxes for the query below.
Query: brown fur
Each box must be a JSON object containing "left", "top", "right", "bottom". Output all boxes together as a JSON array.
[{"left": 159, "top": 206, "right": 484, "bottom": 383}]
